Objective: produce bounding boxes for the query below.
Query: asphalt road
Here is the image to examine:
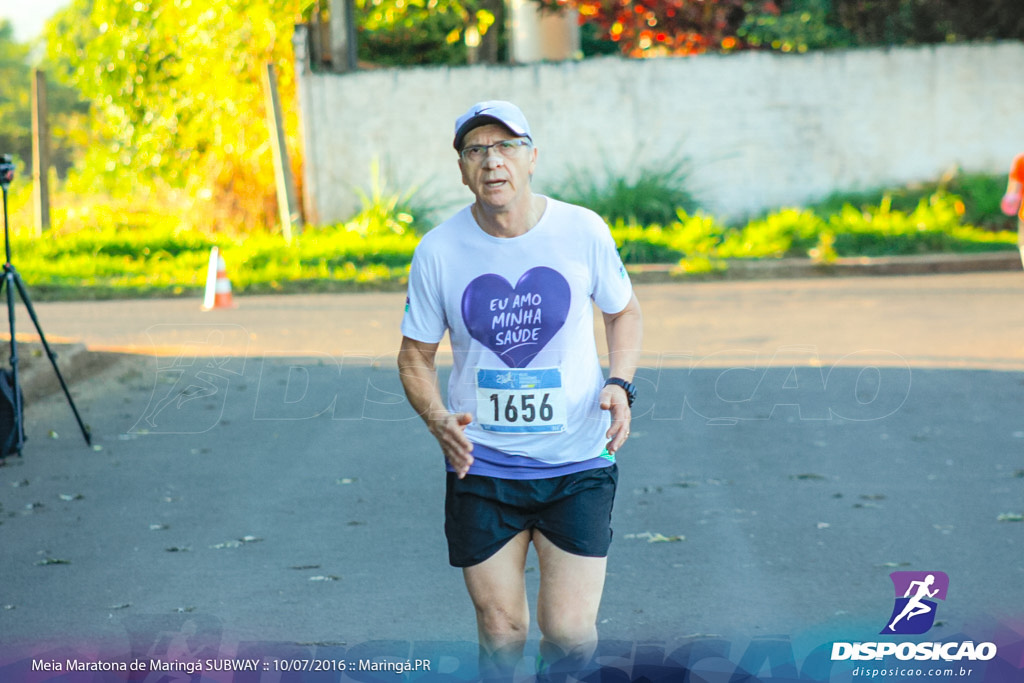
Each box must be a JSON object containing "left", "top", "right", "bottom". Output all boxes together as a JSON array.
[{"left": 1, "top": 272, "right": 1023, "bottom": 681}]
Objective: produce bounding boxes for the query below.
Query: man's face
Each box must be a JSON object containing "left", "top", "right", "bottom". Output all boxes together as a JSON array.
[{"left": 458, "top": 123, "right": 537, "bottom": 210}]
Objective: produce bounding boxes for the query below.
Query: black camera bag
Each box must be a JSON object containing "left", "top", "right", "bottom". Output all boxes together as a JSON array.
[{"left": 0, "top": 368, "right": 25, "bottom": 458}]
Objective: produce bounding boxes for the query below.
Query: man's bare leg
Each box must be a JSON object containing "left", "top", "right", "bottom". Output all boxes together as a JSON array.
[
  {"left": 463, "top": 530, "right": 532, "bottom": 680},
  {"left": 533, "top": 529, "right": 607, "bottom": 677}
]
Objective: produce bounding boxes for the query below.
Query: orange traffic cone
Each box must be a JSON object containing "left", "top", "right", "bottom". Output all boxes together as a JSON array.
[{"left": 201, "top": 246, "right": 235, "bottom": 310}]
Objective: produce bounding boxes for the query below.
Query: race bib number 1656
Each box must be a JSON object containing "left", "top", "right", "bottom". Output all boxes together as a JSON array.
[{"left": 476, "top": 368, "right": 566, "bottom": 434}]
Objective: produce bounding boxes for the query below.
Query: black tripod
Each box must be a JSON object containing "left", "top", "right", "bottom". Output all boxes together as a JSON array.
[{"left": 0, "top": 155, "right": 91, "bottom": 460}]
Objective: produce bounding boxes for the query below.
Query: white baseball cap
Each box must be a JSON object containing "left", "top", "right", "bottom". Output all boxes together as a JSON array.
[{"left": 453, "top": 100, "right": 532, "bottom": 150}]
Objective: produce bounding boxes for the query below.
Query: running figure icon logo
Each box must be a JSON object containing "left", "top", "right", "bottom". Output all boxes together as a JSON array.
[{"left": 881, "top": 571, "right": 949, "bottom": 635}]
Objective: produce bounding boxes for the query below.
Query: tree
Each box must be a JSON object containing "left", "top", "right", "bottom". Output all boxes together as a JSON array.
[
  {"left": 533, "top": 0, "right": 779, "bottom": 56},
  {"left": 541, "top": 0, "right": 1024, "bottom": 57},
  {"left": 41, "top": 0, "right": 506, "bottom": 231},
  {"left": 743, "top": 0, "right": 1024, "bottom": 51},
  {"left": 0, "top": 21, "right": 32, "bottom": 171},
  {"left": 0, "top": 20, "right": 90, "bottom": 181},
  {"left": 739, "top": 0, "right": 852, "bottom": 52},
  {"left": 45, "top": 0, "right": 311, "bottom": 229},
  {"left": 833, "top": 0, "right": 1024, "bottom": 45},
  {"left": 355, "top": 0, "right": 502, "bottom": 66}
]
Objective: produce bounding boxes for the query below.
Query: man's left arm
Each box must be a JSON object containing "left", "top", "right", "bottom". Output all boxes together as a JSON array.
[{"left": 600, "top": 292, "right": 643, "bottom": 454}]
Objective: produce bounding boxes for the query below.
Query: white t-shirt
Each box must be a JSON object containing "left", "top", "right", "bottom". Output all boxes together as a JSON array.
[{"left": 401, "top": 197, "right": 633, "bottom": 474}]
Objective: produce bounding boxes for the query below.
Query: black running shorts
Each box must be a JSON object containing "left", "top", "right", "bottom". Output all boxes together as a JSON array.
[{"left": 444, "top": 464, "right": 618, "bottom": 568}]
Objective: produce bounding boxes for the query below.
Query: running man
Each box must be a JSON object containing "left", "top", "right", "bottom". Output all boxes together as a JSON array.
[
  {"left": 888, "top": 574, "right": 939, "bottom": 632},
  {"left": 398, "top": 101, "right": 643, "bottom": 680}
]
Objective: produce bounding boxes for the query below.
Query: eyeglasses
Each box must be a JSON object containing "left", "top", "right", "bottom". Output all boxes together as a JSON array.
[{"left": 459, "top": 139, "right": 531, "bottom": 163}]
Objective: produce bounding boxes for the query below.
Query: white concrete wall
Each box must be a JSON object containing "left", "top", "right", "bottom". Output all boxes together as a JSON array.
[{"left": 294, "top": 40, "right": 1024, "bottom": 225}]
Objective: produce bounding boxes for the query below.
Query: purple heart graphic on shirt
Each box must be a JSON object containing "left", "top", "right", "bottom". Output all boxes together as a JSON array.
[{"left": 461, "top": 267, "right": 571, "bottom": 368}]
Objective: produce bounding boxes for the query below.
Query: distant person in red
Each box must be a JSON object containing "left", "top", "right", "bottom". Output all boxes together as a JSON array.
[{"left": 1001, "top": 153, "right": 1024, "bottom": 266}]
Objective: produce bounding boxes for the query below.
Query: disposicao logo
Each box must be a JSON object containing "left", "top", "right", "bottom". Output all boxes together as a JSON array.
[
  {"left": 831, "top": 571, "right": 998, "bottom": 663},
  {"left": 881, "top": 571, "right": 949, "bottom": 635}
]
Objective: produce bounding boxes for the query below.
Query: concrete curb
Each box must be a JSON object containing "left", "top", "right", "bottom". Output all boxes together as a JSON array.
[
  {"left": 626, "top": 250, "right": 1022, "bottom": 283},
  {"left": 9, "top": 341, "right": 126, "bottom": 403}
]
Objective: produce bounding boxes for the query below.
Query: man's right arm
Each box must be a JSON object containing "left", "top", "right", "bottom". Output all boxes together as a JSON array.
[{"left": 397, "top": 336, "right": 474, "bottom": 478}]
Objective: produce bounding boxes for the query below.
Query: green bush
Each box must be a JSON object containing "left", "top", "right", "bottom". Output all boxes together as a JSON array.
[
  {"left": 548, "top": 155, "right": 698, "bottom": 226},
  {"left": 825, "top": 193, "right": 1016, "bottom": 256},
  {"left": 945, "top": 173, "right": 1009, "bottom": 231},
  {"left": 808, "top": 173, "right": 1012, "bottom": 231},
  {"left": 718, "top": 208, "right": 825, "bottom": 258},
  {"left": 610, "top": 210, "right": 728, "bottom": 263},
  {"left": 611, "top": 188, "right": 1016, "bottom": 276}
]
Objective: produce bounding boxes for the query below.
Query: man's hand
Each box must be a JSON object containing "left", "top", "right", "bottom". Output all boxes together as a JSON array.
[
  {"left": 398, "top": 337, "right": 476, "bottom": 478},
  {"left": 429, "top": 411, "right": 475, "bottom": 478},
  {"left": 599, "top": 385, "right": 631, "bottom": 454},
  {"left": 1002, "top": 191, "right": 1021, "bottom": 216}
]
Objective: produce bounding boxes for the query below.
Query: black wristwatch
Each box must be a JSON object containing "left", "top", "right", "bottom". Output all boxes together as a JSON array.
[{"left": 604, "top": 377, "right": 637, "bottom": 407}]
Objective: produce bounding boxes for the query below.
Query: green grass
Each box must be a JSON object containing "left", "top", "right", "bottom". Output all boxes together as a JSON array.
[
  {"left": 10, "top": 223, "right": 419, "bottom": 300},
  {"left": 3, "top": 171, "right": 1018, "bottom": 300}
]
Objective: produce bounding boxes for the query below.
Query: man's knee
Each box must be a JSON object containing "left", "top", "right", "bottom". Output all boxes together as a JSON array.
[
  {"left": 476, "top": 604, "right": 529, "bottom": 645},
  {"left": 537, "top": 611, "right": 597, "bottom": 654}
]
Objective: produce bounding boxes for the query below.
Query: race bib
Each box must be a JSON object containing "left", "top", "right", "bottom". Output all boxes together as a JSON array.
[{"left": 476, "top": 367, "right": 566, "bottom": 434}]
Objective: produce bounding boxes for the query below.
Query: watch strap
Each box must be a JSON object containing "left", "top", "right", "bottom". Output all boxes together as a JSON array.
[{"left": 604, "top": 377, "right": 636, "bottom": 407}]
